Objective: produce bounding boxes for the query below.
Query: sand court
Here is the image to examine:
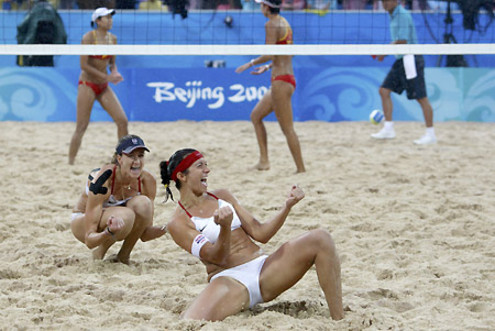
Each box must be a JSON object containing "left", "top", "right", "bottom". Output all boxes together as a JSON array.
[{"left": 1, "top": 120, "right": 494, "bottom": 330}]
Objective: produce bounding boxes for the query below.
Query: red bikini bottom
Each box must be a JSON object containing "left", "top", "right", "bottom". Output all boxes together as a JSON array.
[
  {"left": 271, "top": 74, "right": 296, "bottom": 89},
  {"left": 79, "top": 80, "right": 108, "bottom": 96}
]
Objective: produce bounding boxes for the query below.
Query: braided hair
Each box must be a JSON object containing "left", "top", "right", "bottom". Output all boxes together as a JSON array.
[{"left": 159, "top": 148, "right": 198, "bottom": 202}]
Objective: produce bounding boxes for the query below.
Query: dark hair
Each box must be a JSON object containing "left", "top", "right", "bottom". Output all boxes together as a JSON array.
[
  {"left": 90, "top": 17, "right": 100, "bottom": 28},
  {"left": 266, "top": 0, "right": 281, "bottom": 14},
  {"left": 159, "top": 148, "right": 197, "bottom": 202},
  {"left": 268, "top": 5, "right": 280, "bottom": 14}
]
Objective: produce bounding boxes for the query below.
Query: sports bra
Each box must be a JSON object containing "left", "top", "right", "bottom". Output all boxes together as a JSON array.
[
  {"left": 178, "top": 192, "right": 242, "bottom": 243},
  {"left": 85, "top": 165, "right": 142, "bottom": 207},
  {"left": 89, "top": 30, "right": 111, "bottom": 60},
  {"left": 276, "top": 25, "right": 293, "bottom": 45}
]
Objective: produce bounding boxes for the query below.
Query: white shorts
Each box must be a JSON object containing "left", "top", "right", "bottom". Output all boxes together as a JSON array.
[
  {"left": 210, "top": 255, "right": 268, "bottom": 308},
  {"left": 70, "top": 212, "right": 83, "bottom": 222}
]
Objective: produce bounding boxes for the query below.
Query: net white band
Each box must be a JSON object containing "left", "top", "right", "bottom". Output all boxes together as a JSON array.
[{"left": 2, "top": 44, "right": 495, "bottom": 56}]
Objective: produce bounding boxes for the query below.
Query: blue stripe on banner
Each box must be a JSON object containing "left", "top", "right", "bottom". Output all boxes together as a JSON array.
[{"left": 1, "top": 67, "right": 495, "bottom": 122}]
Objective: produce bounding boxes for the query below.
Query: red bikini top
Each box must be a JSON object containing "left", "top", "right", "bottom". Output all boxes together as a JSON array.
[
  {"left": 276, "top": 26, "right": 293, "bottom": 45},
  {"left": 89, "top": 30, "right": 111, "bottom": 60}
]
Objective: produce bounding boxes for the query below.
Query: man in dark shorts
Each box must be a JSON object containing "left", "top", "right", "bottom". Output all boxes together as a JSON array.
[{"left": 371, "top": 0, "right": 437, "bottom": 145}]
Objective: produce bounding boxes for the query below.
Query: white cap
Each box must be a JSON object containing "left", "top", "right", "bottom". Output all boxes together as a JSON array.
[
  {"left": 255, "top": 0, "right": 281, "bottom": 8},
  {"left": 91, "top": 7, "right": 116, "bottom": 23}
]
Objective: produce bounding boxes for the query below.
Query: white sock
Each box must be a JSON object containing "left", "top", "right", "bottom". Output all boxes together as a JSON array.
[
  {"left": 426, "top": 127, "right": 435, "bottom": 137},
  {"left": 384, "top": 121, "right": 394, "bottom": 130}
]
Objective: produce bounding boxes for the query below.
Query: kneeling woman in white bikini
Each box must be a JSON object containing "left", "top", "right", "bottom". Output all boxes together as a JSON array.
[
  {"left": 159, "top": 148, "right": 344, "bottom": 321},
  {"left": 71, "top": 134, "right": 166, "bottom": 264}
]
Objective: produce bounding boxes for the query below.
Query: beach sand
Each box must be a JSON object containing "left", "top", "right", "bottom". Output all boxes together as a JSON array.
[{"left": 1, "top": 120, "right": 494, "bottom": 330}]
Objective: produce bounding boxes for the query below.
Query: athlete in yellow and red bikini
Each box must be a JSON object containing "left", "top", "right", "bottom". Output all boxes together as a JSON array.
[
  {"left": 68, "top": 8, "right": 128, "bottom": 165},
  {"left": 235, "top": 0, "right": 305, "bottom": 173}
]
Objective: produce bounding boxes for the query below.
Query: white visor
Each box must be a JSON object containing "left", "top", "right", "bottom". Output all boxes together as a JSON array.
[
  {"left": 255, "top": 0, "right": 281, "bottom": 8},
  {"left": 92, "top": 7, "right": 116, "bottom": 23}
]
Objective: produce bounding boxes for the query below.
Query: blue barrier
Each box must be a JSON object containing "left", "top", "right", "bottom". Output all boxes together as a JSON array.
[
  {"left": 1, "top": 66, "right": 494, "bottom": 122},
  {"left": 2, "top": 11, "right": 494, "bottom": 122}
]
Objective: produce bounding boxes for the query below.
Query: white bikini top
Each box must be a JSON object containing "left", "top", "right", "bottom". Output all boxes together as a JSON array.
[{"left": 178, "top": 193, "right": 242, "bottom": 243}]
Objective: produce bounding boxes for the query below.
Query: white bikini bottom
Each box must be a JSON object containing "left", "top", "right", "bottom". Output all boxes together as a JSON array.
[{"left": 210, "top": 255, "right": 268, "bottom": 308}]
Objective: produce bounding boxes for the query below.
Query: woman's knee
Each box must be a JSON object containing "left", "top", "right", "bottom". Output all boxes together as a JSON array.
[
  {"left": 307, "top": 228, "right": 336, "bottom": 253},
  {"left": 70, "top": 218, "right": 86, "bottom": 243},
  {"left": 133, "top": 195, "right": 152, "bottom": 211},
  {"left": 116, "top": 116, "right": 128, "bottom": 129},
  {"left": 250, "top": 110, "right": 264, "bottom": 124},
  {"left": 74, "top": 122, "right": 89, "bottom": 135},
  {"left": 128, "top": 196, "right": 153, "bottom": 224}
]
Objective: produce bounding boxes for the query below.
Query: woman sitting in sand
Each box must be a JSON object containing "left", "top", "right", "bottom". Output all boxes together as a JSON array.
[
  {"left": 159, "top": 148, "right": 343, "bottom": 321},
  {"left": 71, "top": 134, "right": 166, "bottom": 264}
]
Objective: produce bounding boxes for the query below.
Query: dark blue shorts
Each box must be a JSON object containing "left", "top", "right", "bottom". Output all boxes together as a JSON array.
[{"left": 381, "top": 55, "right": 427, "bottom": 100}]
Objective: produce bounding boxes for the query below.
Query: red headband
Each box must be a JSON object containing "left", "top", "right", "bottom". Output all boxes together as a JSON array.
[{"left": 171, "top": 151, "right": 204, "bottom": 181}]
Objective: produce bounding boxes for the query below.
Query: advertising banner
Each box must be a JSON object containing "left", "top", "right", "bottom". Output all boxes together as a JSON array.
[{"left": 1, "top": 66, "right": 494, "bottom": 122}]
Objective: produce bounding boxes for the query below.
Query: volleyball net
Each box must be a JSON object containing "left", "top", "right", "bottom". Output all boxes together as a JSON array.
[
  {"left": 1, "top": 5, "right": 495, "bottom": 123},
  {"left": 3, "top": 43, "right": 495, "bottom": 56},
  {"left": 1, "top": 3, "right": 494, "bottom": 57}
]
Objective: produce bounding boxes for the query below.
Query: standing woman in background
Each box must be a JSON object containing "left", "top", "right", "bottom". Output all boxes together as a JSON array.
[
  {"left": 235, "top": 0, "right": 305, "bottom": 173},
  {"left": 68, "top": 7, "right": 128, "bottom": 165}
]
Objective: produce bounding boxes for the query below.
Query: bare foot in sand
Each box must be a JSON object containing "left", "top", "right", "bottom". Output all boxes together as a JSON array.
[
  {"left": 253, "top": 162, "right": 270, "bottom": 171},
  {"left": 104, "top": 253, "right": 130, "bottom": 265},
  {"left": 92, "top": 245, "right": 109, "bottom": 261},
  {"left": 116, "top": 253, "right": 130, "bottom": 265}
]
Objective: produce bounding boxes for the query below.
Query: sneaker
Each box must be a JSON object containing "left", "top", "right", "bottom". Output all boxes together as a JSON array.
[
  {"left": 413, "top": 135, "right": 437, "bottom": 145},
  {"left": 371, "top": 128, "right": 396, "bottom": 140}
]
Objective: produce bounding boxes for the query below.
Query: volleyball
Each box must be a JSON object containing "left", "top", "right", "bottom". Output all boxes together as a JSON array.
[{"left": 369, "top": 109, "right": 384, "bottom": 125}]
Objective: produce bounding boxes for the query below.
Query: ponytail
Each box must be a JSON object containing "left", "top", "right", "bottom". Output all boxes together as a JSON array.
[
  {"left": 159, "top": 160, "right": 174, "bottom": 202},
  {"left": 159, "top": 148, "right": 198, "bottom": 202}
]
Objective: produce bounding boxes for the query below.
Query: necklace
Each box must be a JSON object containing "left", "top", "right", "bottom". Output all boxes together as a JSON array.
[
  {"left": 118, "top": 167, "right": 133, "bottom": 198},
  {"left": 119, "top": 184, "right": 133, "bottom": 201},
  {"left": 121, "top": 182, "right": 133, "bottom": 191}
]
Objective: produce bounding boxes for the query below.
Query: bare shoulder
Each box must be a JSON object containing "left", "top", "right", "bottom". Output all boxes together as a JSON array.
[
  {"left": 211, "top": 189, "right": 238, "bottom": 205},
  {"left": 109, "top": 32, "right": 117, "bottom": 44},
  {"left": 91, "top": 164, "right": 113, "bottom": 178},
  {"left": 167, "top": 208, "right": 195, "bottom": 236},
  {"left": 265, "top": 19, "right": 280, "bottom": 44},
  {"left": 99, "top": 163, "right": 115, "bottom": 172},
  {"left": 141, "top": 168, "right": 156, "bottom": 181},
  {"left": 265, "top": 19, "right": 276, "bottom": 29},
  {"left": 167, "top": 209, "right": 183, "bottom": 230},
  {"left": 85, "top": 165, "right": 114, "bottom": 199},
  {"left": 88, "top": 164, "right": 114, "bottom": 185},
  {"left": 81, "top": 31, "right": 94, "bottom": 44},
  {"left": 276, "top": 16, "right": 289, "bottom": 31}
]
